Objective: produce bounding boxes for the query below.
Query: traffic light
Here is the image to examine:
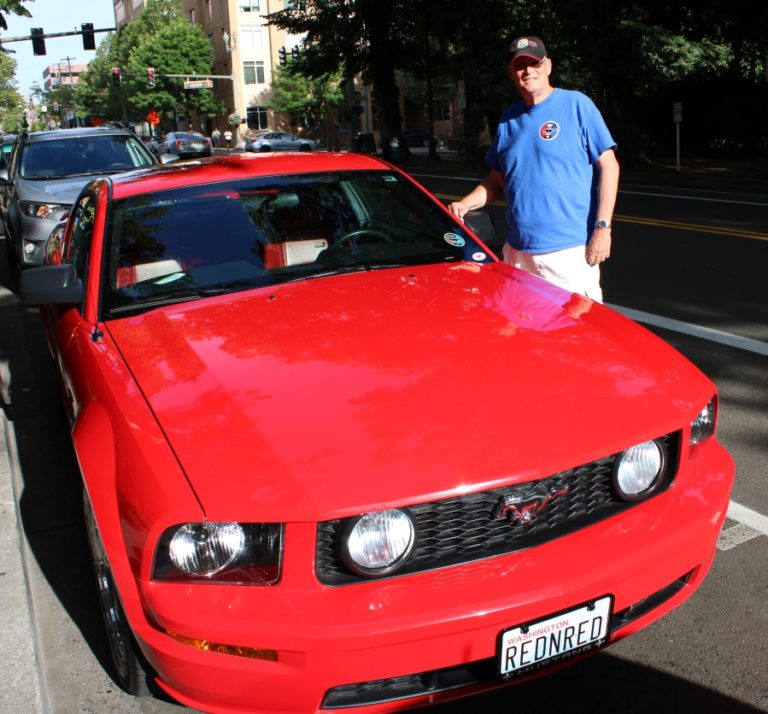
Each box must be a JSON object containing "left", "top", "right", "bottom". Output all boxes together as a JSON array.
[
  {"left": 31, "top": 28, "right": 46, "bottom": 56},
  {"left": 82, "top": 23, "right": 96, "bottom": 50},
  {"left": 111, "top": 67, "right": 122, "bottom": 86},
  {"left": 291, "top": 45, "right": 300, "bottom": 62},
  {"left": 147, "top": 67, "right": 156, "bottom": 87},
  {"left": 278, "top": 47, "right": 286, "bottom": 66}
]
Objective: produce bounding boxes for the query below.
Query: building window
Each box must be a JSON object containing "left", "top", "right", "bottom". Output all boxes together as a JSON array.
[
  {"left": 205, "top": 0, "right": 213, "bottom": 21},
  {"left": 243, "top": 61, "right": 265, "bottom": 85},
  {"left": 240, "top": 25, "right": 263, "bottom": 50},
  {"left": 189, "top": 8, "right": 196, "bottom": 22},
  {"left": 239, "top": 0, "right": 260, "bottom": 11},
  {"left": 247, "top": 106, "right": 268, "bottom": 130},
  {"left": 431, "top": 99, "right": 450, "bottom": 121},
  {"left": 284, "top": 0, "right": 307, "bottom": 8}
]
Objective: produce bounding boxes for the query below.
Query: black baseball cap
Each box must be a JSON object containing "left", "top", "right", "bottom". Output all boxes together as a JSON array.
[{"left": 509, "top": 36, "right": 548, "bottom": 62}]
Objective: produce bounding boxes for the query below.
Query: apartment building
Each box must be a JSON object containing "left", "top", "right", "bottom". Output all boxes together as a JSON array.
[{"left": 42, "top": 63, "right": 89, "bottom": 92}]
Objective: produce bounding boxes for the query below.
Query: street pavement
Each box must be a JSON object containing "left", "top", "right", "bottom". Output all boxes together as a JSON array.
[{"left": 0, "top": 150, "right": 765, "bottom": 714}]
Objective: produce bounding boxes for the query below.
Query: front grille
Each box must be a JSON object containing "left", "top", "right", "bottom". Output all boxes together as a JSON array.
[{"left": 316, "top": 432, "right": 680, "bottom": 585}]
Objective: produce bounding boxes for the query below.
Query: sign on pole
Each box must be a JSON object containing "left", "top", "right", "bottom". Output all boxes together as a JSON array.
[
  {"left": 183, "top": 79, "right": 213, "bottom": 89},
  {"left": 673, "top": 102, "right": 682, "bottom": 171}
]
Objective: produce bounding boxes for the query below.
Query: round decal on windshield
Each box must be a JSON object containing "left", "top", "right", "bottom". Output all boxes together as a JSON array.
[{"left": 444, "top": 233, "right": 466, "bottom": 247}]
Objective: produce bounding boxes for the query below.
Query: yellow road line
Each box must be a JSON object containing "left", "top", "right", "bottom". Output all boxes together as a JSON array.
[{"left": 434, "top": 193, "right": 768, "bottom": 242}]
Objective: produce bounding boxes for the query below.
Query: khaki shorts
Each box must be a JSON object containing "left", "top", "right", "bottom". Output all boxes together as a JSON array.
[{"left": 502, "top": 243, "right": 603, "bottom": 303}]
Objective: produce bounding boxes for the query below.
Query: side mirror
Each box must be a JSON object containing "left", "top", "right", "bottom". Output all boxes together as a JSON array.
[{"left": 19, "top": 264, "right": 83, "bottom": 305}]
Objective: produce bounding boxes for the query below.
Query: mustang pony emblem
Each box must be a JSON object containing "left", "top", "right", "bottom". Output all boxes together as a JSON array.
[{"left": 494, "top": 484, "right": 570, "bottom": 524}]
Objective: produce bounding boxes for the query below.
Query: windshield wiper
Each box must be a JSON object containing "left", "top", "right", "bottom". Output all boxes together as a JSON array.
[
  {"left": 106, "top": 285, "right": 234, "bottom": 316},
  {"left": 288, "top": 263, "right": 413, "bottom": 282}
]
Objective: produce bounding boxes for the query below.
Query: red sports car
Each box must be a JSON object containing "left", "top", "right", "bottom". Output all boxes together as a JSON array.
[{"left": 20, "top": 152, "right": 734, "bottom": 714}]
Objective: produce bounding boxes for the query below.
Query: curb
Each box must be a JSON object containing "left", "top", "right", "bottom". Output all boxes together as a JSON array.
[{"left": 0, "top": 406, "right": 45, "bottom": 713}]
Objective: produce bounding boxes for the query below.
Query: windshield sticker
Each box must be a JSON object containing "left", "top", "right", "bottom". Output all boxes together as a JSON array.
[
  {"left": 154, "top": 273, "right": 186, "bottom": 285},
  {"left": 383, "top": 175, "right": 398, "bottom": 182},
  {"left": 444, "top": 233, "right": 466, "bottom": 247},
  {"left": 472, "top": 251, "right": 487, "bottom": 261}
]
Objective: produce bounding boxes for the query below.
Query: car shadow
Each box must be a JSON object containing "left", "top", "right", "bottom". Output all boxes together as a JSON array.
[{"left": 0, "top": 235, "right": 762, "bottom": 714}]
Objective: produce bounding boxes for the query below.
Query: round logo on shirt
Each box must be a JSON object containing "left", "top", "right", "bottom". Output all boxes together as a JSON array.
[{"left": 539, "top": 120, "right": 560, "bottom": 141}]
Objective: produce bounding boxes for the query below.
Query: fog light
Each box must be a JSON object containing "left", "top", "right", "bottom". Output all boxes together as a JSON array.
[
  {"left": 344, "top": 509, "right": 415, "bottom": 576},
  {"left": 23, "top": 242, "right": 36, "bottom": 255},
  {"left": 614, "top": 440, "right": 665, "bottom": 501}
]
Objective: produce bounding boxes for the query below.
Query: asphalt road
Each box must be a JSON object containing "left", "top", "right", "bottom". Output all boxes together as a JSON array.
[{"left": 0, "top": 157, "right": 766, "bottom": 713}]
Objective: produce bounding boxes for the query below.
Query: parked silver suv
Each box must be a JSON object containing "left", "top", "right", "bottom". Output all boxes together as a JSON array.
[{"left": 0, "top": 126, "right": 161, "bottom": 269}]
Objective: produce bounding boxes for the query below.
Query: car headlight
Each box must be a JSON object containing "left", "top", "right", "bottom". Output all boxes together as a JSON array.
[
  {"left": 690, "top": 398, "right": 716, "bottom": 446},
  {"left": 153, "top": 522, "right": 283, "bottom": 584},
  {"left": 613, "top": 440, "right": 666, "bottom": 501},
  {"left": 343, "top": 509, "right": 415, "bottom": 576},
  {"left": 20, "top": 201, "right": 67, "bottom": 220}
]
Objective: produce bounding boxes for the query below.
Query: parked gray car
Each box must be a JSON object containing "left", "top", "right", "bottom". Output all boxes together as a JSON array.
[
  {"left": 244, "top": 131, "right": 316, "bottom": 152},
  {"left": 0, "top": 126, "right": 162, "bottom": 269}
]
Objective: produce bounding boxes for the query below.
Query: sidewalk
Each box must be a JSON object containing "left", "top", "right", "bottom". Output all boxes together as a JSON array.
[{"left": 0, "top": 409, "right": 45, "bottom": 713}]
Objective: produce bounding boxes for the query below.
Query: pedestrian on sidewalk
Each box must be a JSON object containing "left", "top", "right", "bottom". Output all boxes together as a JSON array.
[
  {"left": 449, "top": 36, "right": 619, "bottom": 302},
  {"left": 224, "top": 129, "right": 233, "bottom": 149},
  {"left": 211, "top": 128, "right": 221, "bottom": 148}
]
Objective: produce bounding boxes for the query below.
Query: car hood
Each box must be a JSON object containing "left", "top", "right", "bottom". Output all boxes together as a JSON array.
[
  {"left": 18, "top": 175, "right": 92, "bottom": 204},
  {"left": 107, "top": 263, "right": 713, "bottom": 521}
]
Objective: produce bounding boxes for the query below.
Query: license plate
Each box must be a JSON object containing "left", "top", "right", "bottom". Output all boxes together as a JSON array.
[{"left": 497, "top": 595, "right": 612, "bottom": 679}]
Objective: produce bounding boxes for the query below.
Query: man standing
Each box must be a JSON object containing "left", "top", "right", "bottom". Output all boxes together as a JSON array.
[{"left": 449, "top": 36, "right": 619, "bottom": 302}]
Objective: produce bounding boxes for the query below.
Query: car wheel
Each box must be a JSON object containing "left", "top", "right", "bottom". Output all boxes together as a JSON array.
[
  {"left": 83, "top": 488, "right": 151, "bottom": 696},
  {"left": 299, "top": 144, "right": 312, "bottom": 152},
  {"left": 259, "top": 145, "right": 271, "bottom": 152}
]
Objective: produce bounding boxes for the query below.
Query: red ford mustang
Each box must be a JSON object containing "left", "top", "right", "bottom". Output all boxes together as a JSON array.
[{"left": 20, "top": 152, "right": 734, "bottom": 713}]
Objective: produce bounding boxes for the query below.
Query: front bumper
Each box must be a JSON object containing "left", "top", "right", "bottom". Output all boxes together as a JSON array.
[{"left": 130, "top": 439, "right": 733, "bottom": 714}]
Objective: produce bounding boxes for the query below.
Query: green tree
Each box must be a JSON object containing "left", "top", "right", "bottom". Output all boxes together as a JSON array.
[
  {"left": 0, "top": 50, "right": 25, "bottom": 131},
  {"left": 125, "top": 19, "right": 223, "bottom": 129},
  {"left": 74, "top": 0, "right": 223, "bottom": 129},
  {"left": 74, "top": 34, "right": 125, "bottom": 123},
  {"left": 267, "top": 0, "right": 418, "bottom": 160},
  {"left": 0, "top": 0, "right": 30, "bottom": 34},
  {"left": 269, "top": 64, "right": 344, "bottom": 131}
]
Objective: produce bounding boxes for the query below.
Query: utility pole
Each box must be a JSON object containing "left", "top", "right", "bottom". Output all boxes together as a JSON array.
[{"left": 60, "top": 55, "right": 77, "bottom": 126}]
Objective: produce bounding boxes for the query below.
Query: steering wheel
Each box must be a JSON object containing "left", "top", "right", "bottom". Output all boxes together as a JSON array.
[{"left": 329, "top": 228, "right": 393, "bottom": 248}]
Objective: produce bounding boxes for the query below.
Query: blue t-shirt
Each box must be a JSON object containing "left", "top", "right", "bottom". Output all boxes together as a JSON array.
[{"left": 486, "top": 88, "right": 616, "bottom": 253}]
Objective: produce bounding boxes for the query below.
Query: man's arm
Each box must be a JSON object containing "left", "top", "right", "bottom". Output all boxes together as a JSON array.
[
  {"left": 448, "top": 170, "right": 504, "bottom": 221},
  {"left": 585, "top": 148, "right": 620, "bottom": 266}
]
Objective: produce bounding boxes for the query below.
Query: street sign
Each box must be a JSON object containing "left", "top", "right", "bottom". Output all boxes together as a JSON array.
[
  {"left": 673, "top": 101, "right": 682, "bottom": 124},
  {"left": 183, "top": 79, "right": 213, "bottom": 89}
]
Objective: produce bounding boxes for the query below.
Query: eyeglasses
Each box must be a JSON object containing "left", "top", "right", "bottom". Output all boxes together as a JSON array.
[{"left": 510, "top": 57, "right": 547, "bottom": 72}]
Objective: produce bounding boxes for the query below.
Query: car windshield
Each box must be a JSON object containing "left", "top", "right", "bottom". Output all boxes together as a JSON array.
[
  {"left": 101, "top": 170, "right": 492, "bottom": 318},
  {"left": 20, "top": 134, "right": 155, "bottom": 179}
]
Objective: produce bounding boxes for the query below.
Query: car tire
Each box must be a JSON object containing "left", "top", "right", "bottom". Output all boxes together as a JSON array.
[
  {"left": 299, "top": 144, "right": 312, "bottom": 152},
  {"left": 83, "top": 488, "right": 152, "bottom": 697},
  {"left": 259, "top": 145, "right": 271, "bottom": 153}
]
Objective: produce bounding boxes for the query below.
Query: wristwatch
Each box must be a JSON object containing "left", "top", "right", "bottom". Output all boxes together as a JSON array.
[{"left": 595, "top": 220, "right": 612, "bottom": 229}]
